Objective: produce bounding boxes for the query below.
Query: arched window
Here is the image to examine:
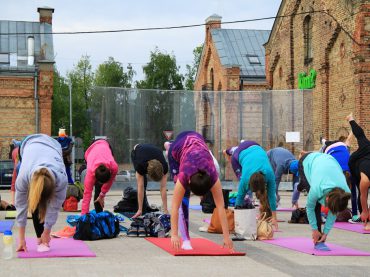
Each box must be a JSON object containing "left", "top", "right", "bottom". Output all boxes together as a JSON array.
[{"left": 303, "top": 15, "right": 313, "bottom": 64}]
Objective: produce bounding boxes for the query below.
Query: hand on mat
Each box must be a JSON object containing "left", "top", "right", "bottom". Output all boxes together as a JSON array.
[
  {"left": 16, "top": 239, "right": 28, "bottom": 252},
  {"left": 318, "top": 234, "right": 327, "bottom": 243},
  {"left": 132, "top": 210, "right": 142, "bottom": 219},
  {"left": 171, "top": 235, "right": 181, "bottom": 251},
  {"left": 94, "top": 196, "right": 105, "bottom": 209},
  {"left": 271, "top": 218, "right": 279, "bottom": 231},
  {"left": 41, "top": 229, "right": 51, "bottom": 246},
  {"left": 222, "top": 238, "right": 234, "bottom": 252},
  {"left": 312, "top": 230, "right": 322, "bottom": 244},
  {"left": 360, "top": 211, "right": 369, "bottom": 223}
]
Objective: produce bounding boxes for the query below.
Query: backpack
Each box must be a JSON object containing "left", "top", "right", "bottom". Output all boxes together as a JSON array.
[
  {"left": 63, "top": 196, "right": 78, "bottom": 212},
  {"left": 113, "top": 187, "right": 159, "bottom": 214},
  {"left": 257, "top": 212, "right": 274, "bottom": 240},
  {"left": 289, "top": 208, "right": 309, "bottom": 224},
  {"left": 73, "top": 210, "right": 120, "bottom": 240},
  {"left": 336, "top": 208, "right": 352, "bottom": 222},
  {"left": 66, "top": 182, "right": 84, "bottom": 201}
]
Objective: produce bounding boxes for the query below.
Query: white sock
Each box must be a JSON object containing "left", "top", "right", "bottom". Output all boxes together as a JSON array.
[
  {"left": 181, "top": 240, "right": 193, "bottom": 250},
  {"left": 37, "top": 243, "right": 50, "bottom": 252}
]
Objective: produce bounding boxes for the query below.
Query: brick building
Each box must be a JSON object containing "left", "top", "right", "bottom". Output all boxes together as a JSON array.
[
  {"left": 0, "top": 7, "right": 54, "bottom": 158},
  {"left": 264, "top": 0, "right": 370, "bottom": 148}
]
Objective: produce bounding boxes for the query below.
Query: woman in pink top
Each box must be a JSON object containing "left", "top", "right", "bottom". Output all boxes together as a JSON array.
[{"left": 81, "top": 139, "right": 118, "bottom": 215}]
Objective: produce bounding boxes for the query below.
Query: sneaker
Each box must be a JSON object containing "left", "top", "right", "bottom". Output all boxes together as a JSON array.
[
  {"left": 314, "top": 242, "right": 331, "bottom": 251},
  {"left": 138, "top": 226, "right": 147, "bottom": 237},
  {"left": 51, "top": 226, "right": 76, "bottom": 238},
  {"left": 348, "top": 215, "right": 362, "bottom": 224},
  {"left": 5, "top": 204, "right": 16, "bottom": 211}
]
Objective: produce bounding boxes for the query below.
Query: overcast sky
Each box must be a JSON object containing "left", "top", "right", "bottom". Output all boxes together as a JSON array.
[{"left": 0, "top": 0, "right": 281, "bottom": 80}]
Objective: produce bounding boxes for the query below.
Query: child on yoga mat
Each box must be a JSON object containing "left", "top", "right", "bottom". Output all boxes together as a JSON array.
[
  {"left": 15, "top": 134, "right": 68, "bottom": 252},
  {"left": 81, "top": 139, "right": 118, "bottom": 215},
  {"left": 131, "top": 143, "right": 169, "bottom": 218},
  {"left": 297, "top": 152, "right": 351, "bottom": 250},
  {"left": 165, "top": 131, "right": 233, "bottom": 251},
  {"left": 346, "top": 113, "right": 370, "bottom": 229},
  {"left": 230, "top": 141, "right": 278, "bottom": 229}
]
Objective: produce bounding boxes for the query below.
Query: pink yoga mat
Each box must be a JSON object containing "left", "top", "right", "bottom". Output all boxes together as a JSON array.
[
  {"left": 18, "top": 238, "right": 96, "bottom": 258},
  {"left": 334, "top": 222, "right": 370, "bottom": 234},
  {"left": 146, "top": 238, "right": 245, "bottom": 256},
  {"left": 262, "top": 237, "right": 370, "bottom": 256}
]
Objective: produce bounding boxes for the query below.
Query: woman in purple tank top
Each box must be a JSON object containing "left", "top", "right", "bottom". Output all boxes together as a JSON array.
[{"left": 165, "top": 131, "right": 234, "bottom": 252}]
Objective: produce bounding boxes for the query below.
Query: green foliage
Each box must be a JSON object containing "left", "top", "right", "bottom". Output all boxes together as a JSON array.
[
  {"left": 51, "top": 70, "right": 70, "bottom": 136},
  {"left": 136, "top": 47, "right": 184, "bottom": 90},
  {"left": 184, "top": 44, "right": 203, "bottom": 90},
  {"left": 94, "top": 57, "right": 135, "bottom": 88}
]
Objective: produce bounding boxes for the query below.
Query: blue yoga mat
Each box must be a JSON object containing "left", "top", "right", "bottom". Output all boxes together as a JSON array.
[
  {"left": 0, "top": 220, "right": 14, "bottom": 233},
  {"left": 189, "top": 205, "right": 202, "bottom": 211}
]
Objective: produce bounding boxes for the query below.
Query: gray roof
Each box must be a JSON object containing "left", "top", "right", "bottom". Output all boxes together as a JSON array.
[
  {"left": 211, "top": 29, "right": 270, "bottom": 78},
  {"left": 0, "top": 20, "right": 54, "bottom": 69}
]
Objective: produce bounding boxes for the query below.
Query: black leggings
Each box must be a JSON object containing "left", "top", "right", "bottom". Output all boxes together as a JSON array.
[
  {"left": 32, "top": 207, "right": 44, "bottom": 238},
  {"left": 94, "top": 182, "right": 103, "bottom": 213},
  {"left": 315, "top": 202, "right": 322, "bottom": 233}
]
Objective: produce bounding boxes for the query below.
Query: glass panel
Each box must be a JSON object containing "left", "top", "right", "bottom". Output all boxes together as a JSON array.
[{"left": 0, "top": 53, "right": 9, "bottom": 63}]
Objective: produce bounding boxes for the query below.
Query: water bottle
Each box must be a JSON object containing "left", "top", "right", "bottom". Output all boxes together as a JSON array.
[{"left": 2, "top": 230, "right": 13, "bottom": 260}]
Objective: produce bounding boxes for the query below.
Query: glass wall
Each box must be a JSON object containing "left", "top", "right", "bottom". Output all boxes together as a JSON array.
[{"left": 89, "top": 88, "right": 313, "bottom": 181}]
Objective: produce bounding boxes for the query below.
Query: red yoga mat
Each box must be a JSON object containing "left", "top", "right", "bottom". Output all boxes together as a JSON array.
[
  {"left": 146, "top": 238, "right": 245, "bottom": 256},
  {"left": 262, "top": 237, "right": 370, "bottom": 256},
  {"left": 333, "top": 222, "right": 370, "bottom": 234},
  {"left": 17, "top": 238, "right": 96, "bottom": 258}
]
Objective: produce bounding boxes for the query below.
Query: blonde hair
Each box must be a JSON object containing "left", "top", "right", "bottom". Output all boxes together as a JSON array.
[
  {"left": 147, "top": 159, "right": 164, "bottom": 181},
  {"left": 28, "top": 168, "right": 55, "bottom": 222}
]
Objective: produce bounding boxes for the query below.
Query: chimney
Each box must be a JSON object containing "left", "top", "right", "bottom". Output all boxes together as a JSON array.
[
  {"left": 205, "top": 14, "right": 222, "bottom": 39},
  {"left": 37, "top": 7, "right": 54, "bottom": 24},
  {"left": 27, "top": 36, "right": 35, "bottom": 65}
]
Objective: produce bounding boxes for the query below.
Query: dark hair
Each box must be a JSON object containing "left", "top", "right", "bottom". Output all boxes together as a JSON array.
[
  {"left": 338, "top": 136, "right": 347, "bottom": 143},
  {"left": 95, "top": 164, "right": 111, "bottom": 184},
  {"left": 147, "top": 159, "right": 164, "bottom": 181},
  {"left": 327, "top": 188, "right": 351, "bottom": 214},
  {"left": 250, "top": 172, "right": 272, "bottom": 218},
  {"left": 189, "top": 170, "right": 212, "bottom": 196}
]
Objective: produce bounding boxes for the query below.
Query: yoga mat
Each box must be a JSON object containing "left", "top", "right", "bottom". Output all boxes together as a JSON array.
[
  {"left": 17, "top": 238, "right": 96, "bottom": 258},
  {"left": 262, "top": 237, "right": 370, "bottom": 256},
  {"left": 146, "top": 237, "right": 245, "bottom": 256},
  {"left": 334, "top": 222, "right": 370, "bottom": 234},
  {"left": 5, "top": 211, "right": 32, "bottom": 219},
  {"left": 277, "top": 207, "right": 294, "bottom": 212},
  {"left": 0, "top": 220, "right": 14, "bottom": 233},
  {"left": 189, "top": 205, "right": 202, "bottom": 210}
]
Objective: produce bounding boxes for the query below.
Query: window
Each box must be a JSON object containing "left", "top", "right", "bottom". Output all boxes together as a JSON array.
[
  {"left": 303, "top": 15, "right": 313, "bottom": 65},
  {"left": 0, "top": 53, "right": 9, "bottom": 64},
  {"left": 210, "top": 68, "right": 214, "bottom": 91},
  {"left": 247, "top": 55, "right": 261, "bottom": 64}
]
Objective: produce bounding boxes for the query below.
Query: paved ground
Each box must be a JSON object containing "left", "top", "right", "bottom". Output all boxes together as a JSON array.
[{"left": 1, "top": 187, "right": 370, "bottom": 277}]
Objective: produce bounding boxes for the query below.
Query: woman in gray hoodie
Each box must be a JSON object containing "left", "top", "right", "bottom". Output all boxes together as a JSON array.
[{"left": 15, "top": 134, "right": 68, "bottom": 252}]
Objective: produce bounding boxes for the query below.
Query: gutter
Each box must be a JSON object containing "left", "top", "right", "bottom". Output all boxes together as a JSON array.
[{"left": 34, "top": 69, "right": 39, "bottom": 133}]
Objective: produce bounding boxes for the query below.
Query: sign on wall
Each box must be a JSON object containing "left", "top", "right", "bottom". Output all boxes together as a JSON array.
[{"left": 298, "top": 69, "right": 317, "bottom": 89}]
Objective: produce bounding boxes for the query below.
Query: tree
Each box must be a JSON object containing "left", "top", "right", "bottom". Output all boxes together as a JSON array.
[
  {"left": 136, "top": 47, "right": 184, "bottom": 90},
  {"left": 94, "top": 57, "right": 135, "bottom": 88},
  {"left": 66, "top": 55, "right": 94, "bottom": 148},
  {"left": 184, "top": 44, "right": 203, "bottom": 90}
]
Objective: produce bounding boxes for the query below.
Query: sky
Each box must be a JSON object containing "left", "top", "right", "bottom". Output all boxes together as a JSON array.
[{"left": 0, "top": 0, "right": 281, "bottom": 81}]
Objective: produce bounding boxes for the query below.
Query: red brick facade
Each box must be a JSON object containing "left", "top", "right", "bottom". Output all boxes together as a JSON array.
[{"left": 265, "top": 0, "right": 370, "bottom": 149}]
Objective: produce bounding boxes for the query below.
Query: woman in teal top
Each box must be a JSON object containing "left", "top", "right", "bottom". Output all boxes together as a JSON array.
[
  {"left": 301, "top": 152, "right": 351, "bottom": 247},
  {"left": 235, "top": 143, "right": 277, "bottom": 228}
]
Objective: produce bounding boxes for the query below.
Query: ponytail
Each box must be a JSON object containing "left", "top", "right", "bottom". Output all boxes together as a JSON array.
[
  {"left": 28, "top": 168, "right": 55, "bottom": 222},
  {"left": 250, "top": 172, "right": 272, "bottom": 218}
]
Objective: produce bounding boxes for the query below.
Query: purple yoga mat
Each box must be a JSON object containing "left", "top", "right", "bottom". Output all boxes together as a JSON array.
[
  {"left": 189, "top": 205, "right": 202, "bottom": 211},
  {"left": 334, "top": 222, "right": 370, "bottom": 234},
  {"left": 277, "top": 207, "right": 294, "bottom": 212},
  {"left": 262, "top": 237, "right": 370, "bottom": 256},
  {"left": 18, "top": 238, "right": 96, "bottom": 258},
  {"left": 0, "top": 220, "right": 14, "bottom": 233}
]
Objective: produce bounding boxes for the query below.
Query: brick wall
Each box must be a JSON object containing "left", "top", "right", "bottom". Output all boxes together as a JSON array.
[{"left": 265, "top": 0, "right": 369, "bottom": 150}]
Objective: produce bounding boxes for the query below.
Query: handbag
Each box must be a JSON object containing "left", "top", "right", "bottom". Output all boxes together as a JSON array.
[
  {"left": 207, "top": 208, "right": 235, "bottom": 234},
  {"left": 257, "top": 212, "right": 274, "bottom": 240},
  {"left": 234, "top": 208, "right": 257, "bottom": 240}
]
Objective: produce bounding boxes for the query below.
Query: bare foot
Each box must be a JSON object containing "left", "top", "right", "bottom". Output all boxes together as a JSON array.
[
  {"left": 365, "top": 222, "right": 370, "bottom": 231},
  {"left": 346, "top": 112, "right": 354, "bottom": 122}
]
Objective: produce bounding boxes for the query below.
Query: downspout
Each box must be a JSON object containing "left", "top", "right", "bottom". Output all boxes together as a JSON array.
[{"left": 34, "top": 69, "right": 39, "bottom": 133}]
